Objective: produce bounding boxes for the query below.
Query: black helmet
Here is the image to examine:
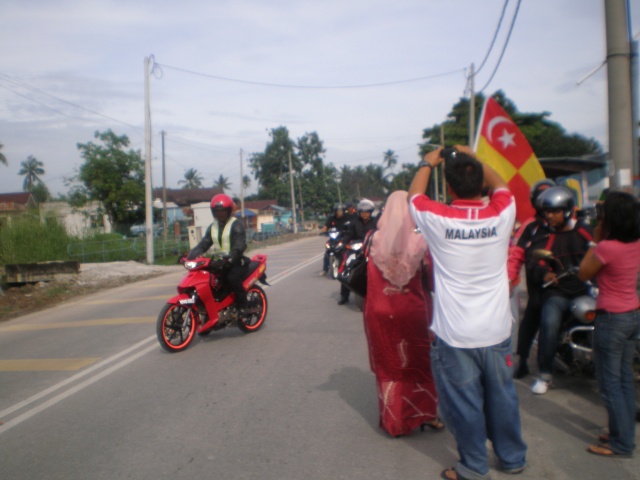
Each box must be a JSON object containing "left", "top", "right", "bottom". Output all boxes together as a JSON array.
[
  {"left": 333, "top": 203, "right": 346, "bottom": 213},
  {"left": 530, "top": 179, "right": 556, "bottom": 206},
  {"left": 535, "top": 186, "right": 575, "bottom": 221}
]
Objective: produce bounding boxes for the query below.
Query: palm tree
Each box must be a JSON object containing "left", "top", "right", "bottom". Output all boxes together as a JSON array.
[
  {"left": 382, "top": 149, "right": 398, "bottom": 172},
  {"left": 19, "top": 155, "right": 45, "bottom": 191},
  {"left": 242, "top": 175, "right": 251, "bottom": 190},
  {"left": 178, "top": 168, "right": 204, "bottom": 189},
  {"left": 214, "top": 174, "right": 231, "bottom": 192},
  {"left": 0, "top": 142, "right": 7, "bottom": 166}
]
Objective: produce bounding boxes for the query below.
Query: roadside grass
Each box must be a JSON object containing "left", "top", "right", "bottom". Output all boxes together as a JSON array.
[{"left": 0, "top": 214, "right": 71, "bottom": 265}]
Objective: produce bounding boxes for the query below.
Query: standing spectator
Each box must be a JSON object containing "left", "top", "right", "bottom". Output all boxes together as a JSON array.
[
  {"left": 577, "top": 191, "right": 640, "bottom": 458},
  {"left": 408, "top": 146, "right": 527, "bottom": 480},
  {"left": 338, "top": 199, "right": 377, "bottom": 305},
  {"left": 363, "top": 190, "right": 443, "bottom": 437}
]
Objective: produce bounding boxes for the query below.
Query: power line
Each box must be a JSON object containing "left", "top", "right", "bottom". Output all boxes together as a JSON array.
[
  {"left": 153, "top": 61, "right": 466, "bottom": 89},
  {"left": 0, "top": 72, "right": 143, "bottom": 134},
  {"left": 475, "top": 0, "right": 510, "bottom": 76},
  {"left": 478, "top": 0, "right": 522, "bottom": 93}
]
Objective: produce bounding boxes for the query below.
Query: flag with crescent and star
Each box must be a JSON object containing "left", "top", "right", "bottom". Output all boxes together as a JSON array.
[{"left": 473, "top": 96, "right": 546, "bottom": 223}]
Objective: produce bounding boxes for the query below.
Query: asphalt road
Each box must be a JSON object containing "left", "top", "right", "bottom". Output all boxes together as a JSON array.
[{"left": 0, "top": 236, "right": 638, "bottom": 480}]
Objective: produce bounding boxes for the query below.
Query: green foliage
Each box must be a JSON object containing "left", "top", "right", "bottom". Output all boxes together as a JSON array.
[
  {"left": 421, "top": 90, "right": 603, "bottom": 158},
  {"left": 213, "top": 174, "right": 231, "bottom": 192},
  {"left": 178, "top": 168, "right": 204, "bottom": 189},
  {"left": 69, "top": 130, "right": 145, "bottom": 228},
  {"left": 0, "top": 142, "right": 7, "bottom": 166},
  {"left": 28, "top": 181, "right": 50, "bottom": 204},
  {"left": 0, "top": 215, "right": 71, "bottom": 264},
  {"left": 18, "top": 155, "right": 45, "bottom": 191}
]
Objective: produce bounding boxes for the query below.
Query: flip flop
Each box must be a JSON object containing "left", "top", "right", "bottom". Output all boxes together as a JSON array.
[
  {"left": 421, "top": 418, "right": 446, "bottom": 432},
  {"left": 587, "top": 444, "right": 632, "bottom": 458},
  {"left": 440, "top": 467, "right": 461, "bottom": 480},
  {"left": 598, "top": 433, "right": 609, "bottom": 444}
]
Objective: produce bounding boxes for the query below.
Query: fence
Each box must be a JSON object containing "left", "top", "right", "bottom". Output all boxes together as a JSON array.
[{"left": 67, "top": 235, "right": 189, "bottom": 263}]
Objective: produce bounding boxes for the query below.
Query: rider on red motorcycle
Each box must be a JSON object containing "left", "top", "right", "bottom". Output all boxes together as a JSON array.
[{"left": 187, "top": 194, "right": 249, "bottom": 313}]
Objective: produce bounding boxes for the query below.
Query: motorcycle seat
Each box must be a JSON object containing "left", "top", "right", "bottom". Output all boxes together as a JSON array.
[{"left": 246, "top": 260, "right": 261, "bottom": 278}]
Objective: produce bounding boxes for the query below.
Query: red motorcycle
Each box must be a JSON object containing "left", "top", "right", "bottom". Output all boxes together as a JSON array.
[{"left": 156, "top": 254, "right": 268, "bottom": 352}]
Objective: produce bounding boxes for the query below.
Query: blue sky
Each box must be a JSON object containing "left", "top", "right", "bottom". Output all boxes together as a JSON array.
[{"left": 1, "top": 0, "right": 638, "bottom": 197}]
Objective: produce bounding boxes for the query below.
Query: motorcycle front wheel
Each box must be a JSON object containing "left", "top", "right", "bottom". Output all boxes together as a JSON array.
[
  {"left": 331, "top": 256, "right": 340, "bottom": 279},
  {"left": 238, "top": 285, "right": 268, "bottom": 333},
  {"left": 156, "top": 304, "right": 197, "bottom": 352}
]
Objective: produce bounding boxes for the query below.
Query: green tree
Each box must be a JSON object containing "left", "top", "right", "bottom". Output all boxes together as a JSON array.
[
  {"left": 213, "top": 174, "right": 232, "bottom": 192},
  {"left": 0, "top": 142, "right": 7, "bottom": 166},
  {"left": 19, "top": 155, "right": 44, "bottom": 191},
  {"left": 382, "top": 149, "right": 398, "bottom": 172},
  {"left": 249, "top": 126, "right": 298, "bottom": 205},
  {"left": 178, "top": 168, "right": 204, "bottom": 189},
  {"left": 28, "top": 181, "right": 50, "bottom": 203},
  {"left": 421, "top": 91, "right": 602, "bottom": 157},
  {"left": 242, "top": 175, "right": 251, "bottom": 189},
  {"left": 69, "top": 129, "right": 145, "bottom": 228}
]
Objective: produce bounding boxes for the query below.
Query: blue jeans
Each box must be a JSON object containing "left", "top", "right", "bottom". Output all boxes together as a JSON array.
[
  {"left": 594, "top": 310, "right": 640, "bottom": 455},
  {"left": 537, "top": 295, "right": 573, "bottom": 380},
  {"left": 431, "top": 336, "right": 527, "bottom": 479}
]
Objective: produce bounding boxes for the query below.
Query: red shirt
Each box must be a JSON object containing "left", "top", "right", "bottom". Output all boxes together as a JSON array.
[{"left": 593, "top": 239, "right": 640, "bottom": 312}]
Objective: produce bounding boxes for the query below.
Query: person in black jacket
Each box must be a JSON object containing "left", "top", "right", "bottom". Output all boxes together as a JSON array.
[
  {"left": 187, "top": 194, "right": 249, "bottom": 311},
  {"left": 338, "top": 199, "right": 377, "bottom": 305},
  {"left": 319, "top": 203, "right": 351, "bottom": 276},
  {"left": 526, "top": 186, "right": 593, "bottom": 395}
]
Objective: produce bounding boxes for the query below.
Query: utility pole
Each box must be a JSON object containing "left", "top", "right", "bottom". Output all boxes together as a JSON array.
[
  {"left": 288, "top": 151, "right": 298, "bottom": 234},
  {"left": 468, "top": 62, "right": 476, "bottom": 148},
  {"left": 604, "top": 0, "right": 634, "bottom": 191},
  {"left": 161, "top": 130, "right": 167, "bottom": 239},
  {"left": 631, "top": 40, "right": 639, "bottom": 189},
  {"left": 143, "top": 56, "right": 154, "bottom": 264},
  {"left": 240, "top": 149, "right": 246, "bottom": 227},
  {"left": 296, "top": 174, "right": 305, "bottom": 225},
  {"left": 337, "top": 183, "right": 342, "bottom": 203}
]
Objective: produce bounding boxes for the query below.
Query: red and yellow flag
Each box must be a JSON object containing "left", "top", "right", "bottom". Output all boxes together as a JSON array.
[{"left": 474, "top": 96, "right": 546, "bottom": 223}]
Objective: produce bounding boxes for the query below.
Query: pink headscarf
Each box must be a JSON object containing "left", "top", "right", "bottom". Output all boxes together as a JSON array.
[{"left": 369, "top": 190, "right": 428, "bottom": 289}]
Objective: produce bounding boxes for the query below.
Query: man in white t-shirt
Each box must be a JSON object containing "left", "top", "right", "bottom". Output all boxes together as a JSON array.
[{"left": 407, "top": 146, "right": 527, "bottom": 480}]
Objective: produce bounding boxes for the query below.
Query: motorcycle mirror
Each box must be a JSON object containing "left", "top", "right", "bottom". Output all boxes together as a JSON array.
[{"left": 532, "top": 249, "right": 554, "bottom": 262}]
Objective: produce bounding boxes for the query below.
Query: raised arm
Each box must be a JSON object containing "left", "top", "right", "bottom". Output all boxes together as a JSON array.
[{"left": 407, "top": 147, "right": 443, "bottom": 202}]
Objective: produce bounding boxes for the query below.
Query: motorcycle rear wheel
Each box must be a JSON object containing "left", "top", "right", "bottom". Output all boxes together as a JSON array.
[
  {"left": 238, "top": 285, "right": 268, "bottom": 333},
  {"left": 156, "top": 304, "right": 197, "bottom": 352}
]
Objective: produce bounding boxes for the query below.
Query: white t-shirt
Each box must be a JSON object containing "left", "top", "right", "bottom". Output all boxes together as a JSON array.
[{"left": 409, "top": 189, "right": 516, "bottom": 348}]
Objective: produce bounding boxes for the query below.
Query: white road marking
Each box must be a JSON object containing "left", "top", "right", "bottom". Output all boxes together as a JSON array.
[{"left": 0, "top": 251, "right": 324, "bottom": 435}]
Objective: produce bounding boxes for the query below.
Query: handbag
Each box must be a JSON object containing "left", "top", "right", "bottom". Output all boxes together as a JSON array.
[{"left": 338, "top": 230, "right": 375, "bottom": 297}]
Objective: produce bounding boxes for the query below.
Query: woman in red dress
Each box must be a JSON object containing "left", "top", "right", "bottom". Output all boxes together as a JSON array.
[{"left": 362, "top": 190, "right": 442, "bottom": 437}]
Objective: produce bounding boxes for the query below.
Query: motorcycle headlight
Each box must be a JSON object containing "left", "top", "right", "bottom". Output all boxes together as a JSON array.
[
  {"left": 351, "top": 242, "right": 363, "bottom": 251},
  {"left": 325, "top": 243, "right": 330, "bottom": 249},
  {"left": 184, "top": 260, "right": 206, "bottom": 270},
  {"left": 329, "top": 232, "right": 339, "bottom": 240}
]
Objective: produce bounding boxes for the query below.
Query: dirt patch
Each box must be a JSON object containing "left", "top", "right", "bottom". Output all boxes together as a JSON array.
[{"left": 0, "top": 261, "right": 179, "bottom": 322}]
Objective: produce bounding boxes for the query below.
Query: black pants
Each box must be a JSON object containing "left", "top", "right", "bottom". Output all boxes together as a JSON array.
[
  {"left": 225, "top": 263, "right": 249, "bottom": 307},
  {"left": 516, "top": 300, "right": 541, "bottom": 360}
]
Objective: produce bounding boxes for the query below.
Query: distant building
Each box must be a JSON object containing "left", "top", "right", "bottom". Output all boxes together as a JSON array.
[
  {"left": 40, "top": 201, "right": 113, "bottom": 237},
  {"left": 0, "top": 192, "right": 36, "bottom": 213}
]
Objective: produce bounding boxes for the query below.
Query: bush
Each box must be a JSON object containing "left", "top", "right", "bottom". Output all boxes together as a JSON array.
[{"left": 0, "top": 214, "right": 72, "bottom": 265}]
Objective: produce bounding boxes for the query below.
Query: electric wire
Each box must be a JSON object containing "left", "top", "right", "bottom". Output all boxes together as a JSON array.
[
  {"left": 478, "top": 0, "right": 522, "bottom": 93},
  {"left": 475, "top": 0, "right": 510, "bottom": 76},
  {"left": 153, "top": 61, "right": 465, "bottom": 89}
]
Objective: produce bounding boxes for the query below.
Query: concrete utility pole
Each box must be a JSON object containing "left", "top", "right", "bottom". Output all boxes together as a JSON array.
[
  {"left": 604, "top": 0, "right": 635, "bottom": 191},
  {"left": 161, "top": 130, "right": 167, "bottom": 239},
  {"left": 468, "top": 63, "right": 476, "bottom": 148},
  {"left": 240, "top": 149, "right": 245, "bottom": 227},
  {"left": 143, "top": 56, "right": 154, "bottom": 264},
  {"left": 288, "top": 151, "right": 298, "bottom": 234}
]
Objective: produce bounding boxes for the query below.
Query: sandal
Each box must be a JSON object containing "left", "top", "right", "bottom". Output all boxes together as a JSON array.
[
  {"left": 421, "top": 418, "right": 445, "bottom": 432},
  {"left": 587, "top": 444, "right": 632, "bottom": 458},
  {"left": 440, "top": 467, "right": 468, "bottom": 480},
  {"left": 598, "top": 433, "right": 609, "bottom": 444}
]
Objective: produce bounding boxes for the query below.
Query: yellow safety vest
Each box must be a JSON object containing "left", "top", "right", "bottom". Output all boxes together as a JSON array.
[{"left": 210, "top": 217, "right": 236, "bottom": 254}]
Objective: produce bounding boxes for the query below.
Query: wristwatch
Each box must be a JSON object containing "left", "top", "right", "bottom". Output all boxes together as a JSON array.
[{"left": 417, "top": 160, "right": 434, "bottom": 169}]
